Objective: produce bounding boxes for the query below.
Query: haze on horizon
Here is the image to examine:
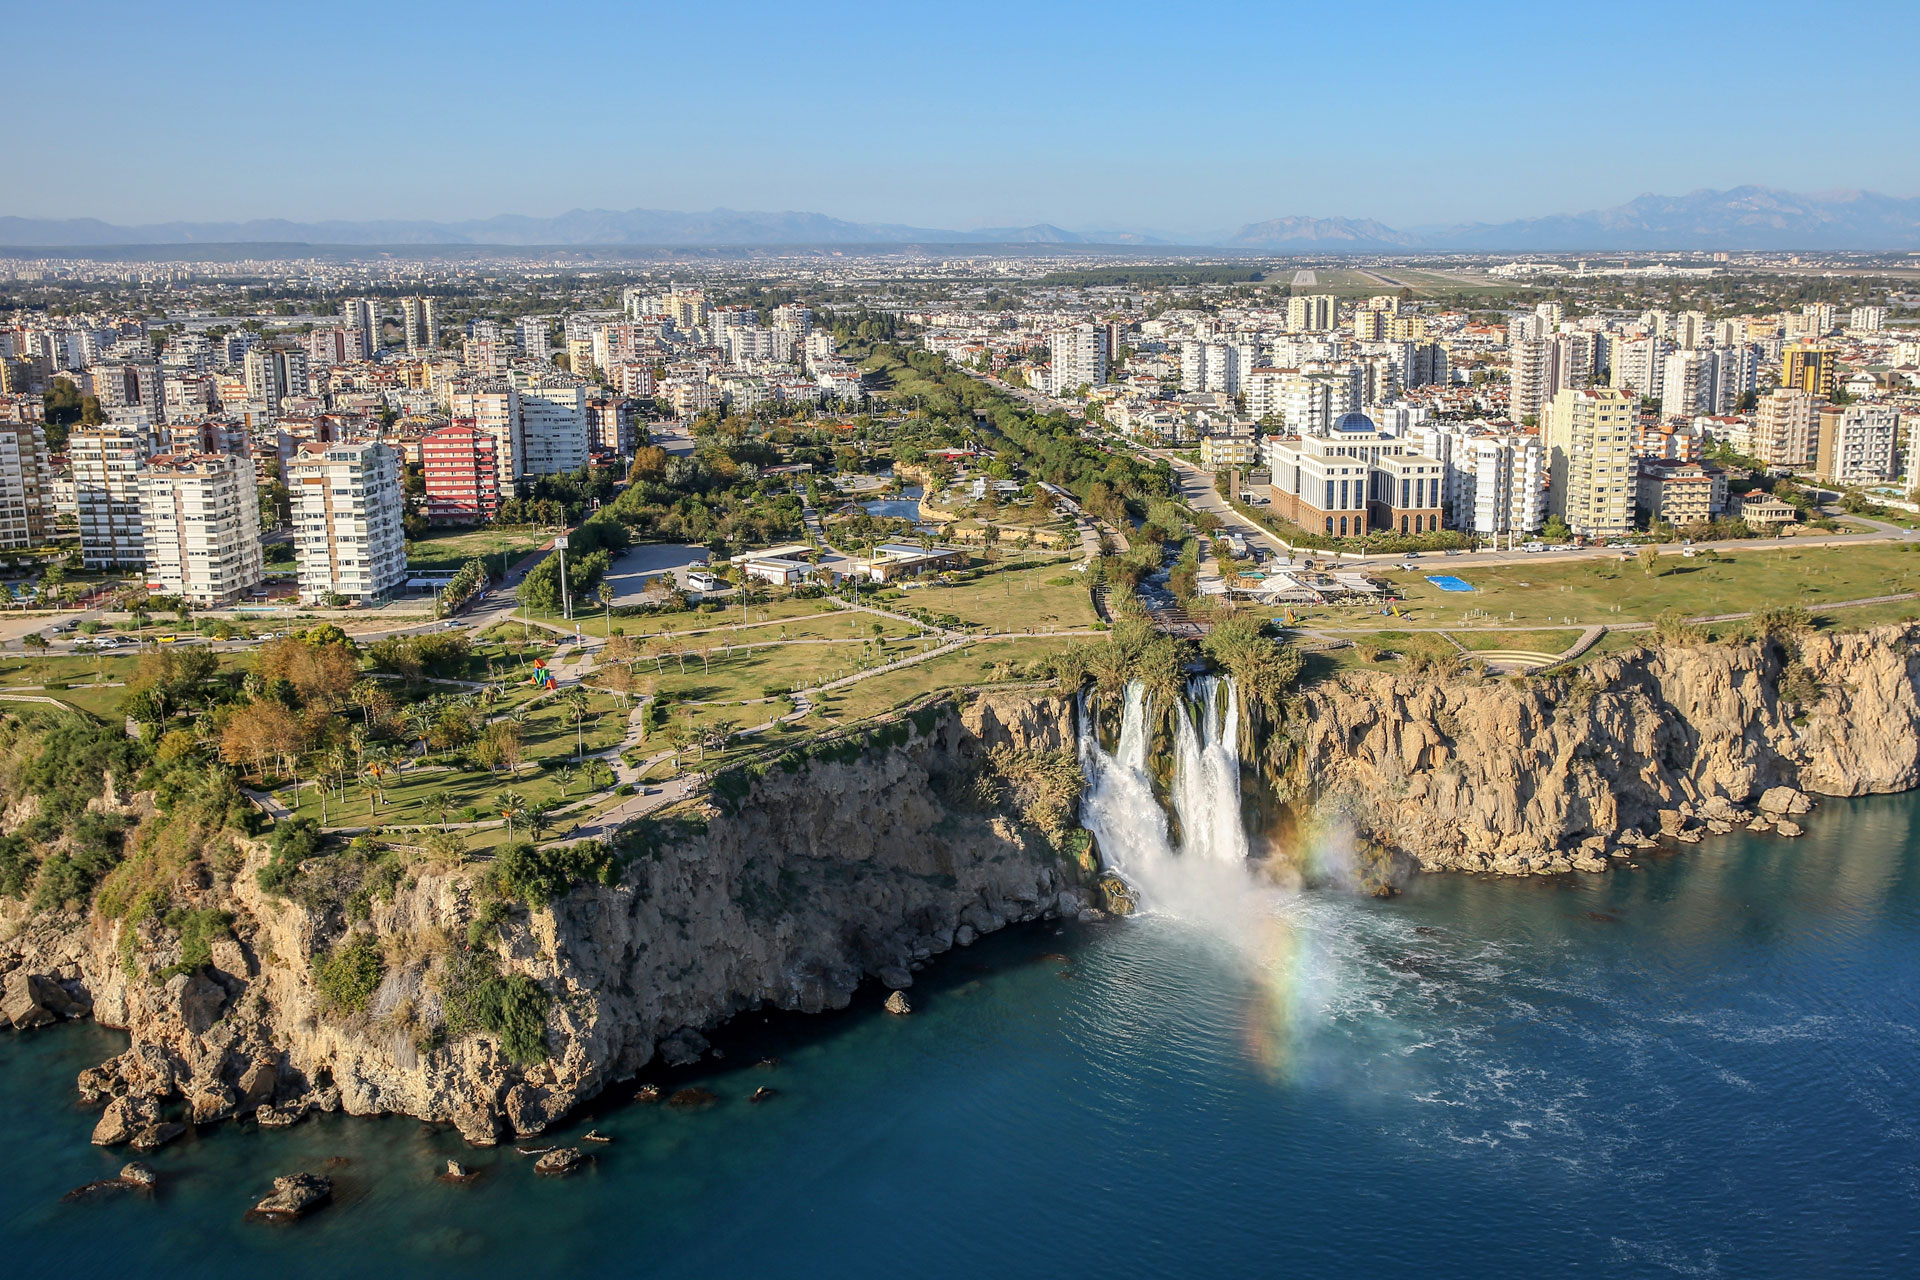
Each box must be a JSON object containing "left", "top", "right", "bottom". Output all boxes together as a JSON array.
[{"left": 13, "top": 0, "right": 1915, "bottom": 237}]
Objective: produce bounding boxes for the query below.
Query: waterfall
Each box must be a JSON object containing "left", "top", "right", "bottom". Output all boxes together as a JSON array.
[
  {"left": 1080, "top": 675, "right": 1249, "bottom": 903},
  {"left": 1078, "top": 683, "right": 1174, "bottom": 884},
  {"left": 1171, "top": 675, "right": 1250, "bottom": 866}
]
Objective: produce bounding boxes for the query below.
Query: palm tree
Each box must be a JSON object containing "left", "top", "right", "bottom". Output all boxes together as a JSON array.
[
  {"left": 562, "top": 686, "right": 591, "bottom": 759},
  {"left": 425, "top": 790, "right": 457, "bottom": 832},
  {"left": 558, "top": 764, "right": 577, "bottom": 797},
  {"left": 496, "top": 791, "right": 527, "bottom": 844}
]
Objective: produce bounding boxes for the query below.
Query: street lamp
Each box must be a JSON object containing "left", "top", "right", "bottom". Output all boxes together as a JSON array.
[{"left": 555, "top": 534, "right": 572, "bottom": 620}]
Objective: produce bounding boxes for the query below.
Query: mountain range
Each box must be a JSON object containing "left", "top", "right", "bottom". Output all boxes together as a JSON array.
[{"left": 3, "top": 187, "right": 1918, "bottom": 252}]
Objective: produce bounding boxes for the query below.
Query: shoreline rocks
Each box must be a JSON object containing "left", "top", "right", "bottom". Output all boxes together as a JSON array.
[
  {"left": 533, "top": 1147, "right": 586, "bottom": 1176},
  {"left": 250, "top": 1172, "right": 332, "bottom": 1219}
]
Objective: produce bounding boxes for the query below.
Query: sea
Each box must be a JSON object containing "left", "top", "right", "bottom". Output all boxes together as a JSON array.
[{"left": 2, "top": 793, "right": 1917, "bottom": 1278}]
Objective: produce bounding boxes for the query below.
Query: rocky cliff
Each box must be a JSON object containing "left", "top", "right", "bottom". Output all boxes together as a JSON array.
[
  {"left": 0, "top": 692, "right": 1091, "bottom": 1145},
  {"left": 1292, "top": 624, "right": 1920, "bottom": 875}
]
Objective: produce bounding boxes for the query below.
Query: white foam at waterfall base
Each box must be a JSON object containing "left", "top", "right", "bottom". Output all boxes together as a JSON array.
[{"left": 1079, "top": 677, "right": 1265, "bottom": 941}]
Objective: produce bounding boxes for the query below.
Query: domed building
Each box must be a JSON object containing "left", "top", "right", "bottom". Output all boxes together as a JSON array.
[{"left": 1262, "top": 412, "right": 1446, "bottom": 539}]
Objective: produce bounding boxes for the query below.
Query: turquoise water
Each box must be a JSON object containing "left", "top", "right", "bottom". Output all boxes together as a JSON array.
[{"left": 5, "top": 795, "right": 1920, "bottom": 1278}]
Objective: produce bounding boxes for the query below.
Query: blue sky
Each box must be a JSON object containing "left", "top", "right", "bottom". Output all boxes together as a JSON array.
[{"left": 12, "top": 0, "right": 1914, "bottom": 234}]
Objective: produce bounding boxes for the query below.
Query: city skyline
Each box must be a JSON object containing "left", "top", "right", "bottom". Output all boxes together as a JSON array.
[{"left": 11, "top": 0, "right": 1915, "bottom": 235}]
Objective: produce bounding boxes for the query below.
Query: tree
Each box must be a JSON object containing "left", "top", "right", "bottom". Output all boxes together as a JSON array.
[
  {"left": 1541, "top": 514, "right": 1573, "bottom": 544},
  {"left": 1637, "top": 543, "right": 1659, "bottom": 576},
  {"left": 562, "top": 686, "right": 592, "bottom": 759},
  {"left": 496, "top": 791, "right": 528, "bottom": 843}
]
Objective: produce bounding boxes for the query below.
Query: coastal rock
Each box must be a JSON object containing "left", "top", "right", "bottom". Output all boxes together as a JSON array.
[
  {"left": 1758, "top": 786, "right": 1811, "bottom": 816},
  {"left": 667, "top": 1088, "right": 717, "bottom": 1109},
  {"left": 92, "top": 1094, "right": 160, "bottom": 1147},
  {"left": 119, "top": 1161, "right": 158, "bottom": 1188},
  {"left": 3, "top": 971, "right": 85, "bottom": 1029},
  {"left": 188, "top": 1083, "right": 237, "bottom": 1125},
  {"left": 748, "top": 1087, "right": 778, "bottom": 1103},
  {"left": 1775, "top": 820, "right": 1805, "bottom": 837},
  {"left": 256, "top": 1100, "right": 309, "bottom": 1129},
  {"left": 657, "top": 1029, "right": 709, "bottom": 1067},
  {"left": 533, "top": 1147, "right": 586, "bottom": 1175},
  {"left": 442, "top": 1160, "right": 473, "bottom": 1180},
  {"left": 76, "top": 1065, "right": 120, "bottom": 1106},
  {"left": 883, "top": 990, "right": 912, "bottom": 1015},
  {"left": 252, "top": 1173, "right": 332, "bottom": 1218},
  {"left": 504, "top": 1084, "right": 554, "bottom": 1136},
  {"left": 127, "top": 1121, "right": 186, "bottom": 1153},
  {"left": 235, "top": 1060, "right": 278, "bottom": 1114}
]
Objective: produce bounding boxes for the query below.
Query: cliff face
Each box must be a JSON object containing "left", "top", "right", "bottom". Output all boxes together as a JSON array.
[
  {"left": 1293, "top": 625, "right": 1920, "bottom": 875},
  {"left": 6, "top": 627, "right": 1920, "bottom": 1143},
  {"left": 0, "top": 693, "right": 1088, "bottom": 1144}
]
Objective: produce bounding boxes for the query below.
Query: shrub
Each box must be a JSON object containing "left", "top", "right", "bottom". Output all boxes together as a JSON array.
[
  {"left": 493, "top": 839, "right": 618, "bottom": 907},
  {"left": 159, "top": 907, "right": 234, "bottom": 979},
  {"left": 443, "top": 950, "right": 550, "bottom": 1065},
  {"left": 257, "top": 818, "right": 325, "bottom": 894},
  {"left": 311, "top": 933, "right": 383, "bottom": 1015}
]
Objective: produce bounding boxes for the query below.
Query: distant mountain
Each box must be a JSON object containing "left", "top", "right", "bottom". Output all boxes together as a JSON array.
[
  {"left": 3, "top": 188, "right": 1917, "bottom": 251},
  {"left": 1225, "top": 216, "right": 1420, "bottom": 252},
  {"left": 1428, "top": 187, "right": 1920, "bottom": 252},
  {"left": 0, "top": 208, "right": 1171, "bottom": 248}
]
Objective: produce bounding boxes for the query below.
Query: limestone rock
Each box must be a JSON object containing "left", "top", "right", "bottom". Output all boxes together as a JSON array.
[
  {"left": 3, "top": 971, "right": 86, "bottom": 1029},
  {"left": 92, "top": 1094, "right": 160, "bottom": 1147},
  {"left": 748, "top": 1087, "right": 778, "bottom": 1103},
  {"left": 1758, "top": 786, "right": 1812, "bottom": 816},
  {"left": 883, "top": 990, "right": 912, "bottom": 1016},
  {"left": 256, "top": 1100, "right": 309, "bottom": 1129},
  {"left": 188, "top": 1084, "right": 236, "bottom": 1125},
  {"left": 252, "top": 1172, "right": 332, "bottom": 1218},
  {"left": 667, "top": 1088, "right": 717, "bottom": 1109},
  {"left": 533, "top": 1147, "right": 586, "bottom": 1175},
  {"left": 1775, "top": 820, "right": 1805, "bottom": 837},
  {"left": 127, "top": 1121, "right": 186, "bottom": 1153},
  {"left": 119, "top": 1161, "right": 158, "bottom": 1188},
  {"left": 657, "top": 1029, "right": 709, "bottom": 1067},
  {"left": 504, "top": 1083, "right": 553, "bottom": 1136},
  {"left": 234, "top": 1060, "right": 278, "bottom": 1114}
]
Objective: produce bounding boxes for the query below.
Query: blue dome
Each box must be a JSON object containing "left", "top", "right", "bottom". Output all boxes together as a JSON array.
[{"left": 1332, "top": 411, "right": 1377, "bottom": 433}]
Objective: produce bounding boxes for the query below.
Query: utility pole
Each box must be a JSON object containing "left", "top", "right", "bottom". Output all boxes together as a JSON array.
[{"left": 556, "top": 534, "right": 572, "bottom": 620}]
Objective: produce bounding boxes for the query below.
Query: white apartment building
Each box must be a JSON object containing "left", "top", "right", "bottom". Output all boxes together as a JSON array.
[
  {"left": 1457, "top": 434, "right": 1546, "bottom": 536},
  {"left": 72, "top": 426, "right": 150, "bottom": 568},
  {"left": 1048, "top": 325, "right": 1107, "bottom": 394},
  {"left": 519, "top": 381, "right": 591, "bottom": 475},
  {"left": 517, "top": 316, "right": 550, "bottom": 359},
  {"left": 401, "top": 296, "right": 438, "bottom": 355},
  {"left": 0, "top": 423, "right": 53, "bottom": 549},
  {"left": 288, "top": 440, "right": 407, "bottom": 604},
  {"left": 1815, "top": 404, "right": 1900, "bottom": 486},
  {"left": 136, "top": 453, "right": 264, "bottom": 606},
  {"left": 1287, "top": 294, "right": 1335, "bottom": 332},
  {"left": 341, "top": 298, "right": 378, "bottom": 358},
  {"left": 1660, "top": 349, "right": 1711, "bottom": 419},
  {"left": 1542, "top": 387, "right": 1636, "bottom": 539},
  {"left": 1849, "top": 306, "right": 1888, "bottom": 333},
  {"left": 1607, "top": 335, "right": 1671, "bottom": 399}
]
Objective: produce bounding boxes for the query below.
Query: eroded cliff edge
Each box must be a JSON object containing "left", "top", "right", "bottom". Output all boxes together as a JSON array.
[
  {"left": 4, "top": 625, "right": 1919, "bottom": 1144},
  {"left": 2, "top": 692, "right": 1090, "bottom": 1145}
]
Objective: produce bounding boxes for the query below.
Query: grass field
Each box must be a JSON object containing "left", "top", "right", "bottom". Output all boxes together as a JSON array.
[
  {"left": 901, "top": 561, "right": 1098, "bottom": 632},
  {"left": 1368, "top": 543, "right": 1920, "bottom": 628},
  {"left": 407, "top": 527, "right": 557, "bottom": 574},
  {"left": 807, "top": 638, "right": 1062, "bottom": 723}
]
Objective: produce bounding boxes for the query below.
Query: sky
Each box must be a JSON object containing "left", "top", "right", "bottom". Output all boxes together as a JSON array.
[{"left": 11, "top": 0, "right": 1915, "bottom": 236}]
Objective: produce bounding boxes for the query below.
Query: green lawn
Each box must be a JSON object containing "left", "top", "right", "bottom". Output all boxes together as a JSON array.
[
  {"left": 1373, "top": 543, "right": 1920, "bottom": 628},
  {"left": 897, "top": 560, "right": 1097, "bottom": 632},
  {"left": 807, "top": 638, "right": 1062, "bottom": 723},
  {"left": 407, "top": 527, "right": 557, "bottom": 574}
]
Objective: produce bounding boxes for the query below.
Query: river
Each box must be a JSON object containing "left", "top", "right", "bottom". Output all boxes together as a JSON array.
[{"left": 3, "top": 794, "right": 1918, "bottom": 1277}]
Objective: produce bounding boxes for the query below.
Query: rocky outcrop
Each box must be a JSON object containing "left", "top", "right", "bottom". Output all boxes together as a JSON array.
[
  {"left": 1292, "top": 625, "right": 1920, "bottom": 876},
  {"left": 1, "top": 693, "right": 1088, "bottom": 1146},
  {"left": 251, "top": 1173, "right": 331, "bottom": 1219}
]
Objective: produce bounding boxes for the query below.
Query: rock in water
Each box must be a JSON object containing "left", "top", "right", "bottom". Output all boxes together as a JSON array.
[
  {"left": 1776, "top": 819, "right": 1805, "bottom": 837},
  {"left": 667, "top": 1088, "right": 717, "bottom": 1109},
  {"left": 92, "top": 1094, "right": 160, "bottom": 1147},
  {"left": 251, "top": 1173, "right": 332, "bottom": 1219},
  {"left": 633, "top": 1084, "right": 663, "bottom": 1103},
  {"left": 442, "top": 1160, "right": 470, "bottom": 1181},
  {"left": 3, "top": 971, "right": 84, "bottom": 1030},
  {"left": 127, "top": 1122, "right": 186, "bottom": 1153},
  {"left": 533, "top": 1147, "right": 586, "bottom": 1175},
  {"left": 119, "top": 1162, "right": 158, "bottom": 1188},
  {"left": 748, "top": 1087, "right": 778, "bottom": 1104},
  {"left": 883, "top": 990, "right": 912, "bottom": 1015},
  {"left": 581, "top": 1130, "right": 612, "bottom": 1143}
]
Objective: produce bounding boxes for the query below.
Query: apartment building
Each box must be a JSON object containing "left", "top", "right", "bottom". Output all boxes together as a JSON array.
[
  {"left": 1287, "top": 294, "right": 1335, "bottom": 333},
  {"left": 1815, "top": 404, "right": 1900, "bottom": 486},
  {"left": 421, "top": 420, "right": 502, "bottom": 524},
  {"left": 341, "top": 298, "right": 378, "bottom": 358},
  {"left": 1456, "top": 434, "right": 1546, "bottom": 537},
  {"left": 71, "top": 425, "right": 150, "bottom": 568},
  {"left": 0, "top": 422, "right": 53, "bottom": 549},
  {"left": 288, "top": 440, "right": 407, "bottom": 604},
  {"left": 1542, "top": 387, "right": 1636, "bottom": 539},
  {"left": 1635, "top": 458, "right": 1726, "bottom": 528},
  {"left": 1048, "top": 325, "right": 1107, "bottom": 395},
  {"left": 519, "top": 381, "right": 591, "bottom": 475},
  {"left": 401, "top": 296, "right": 438, "bottom": 355},
  {"left": 1753, "top": 388, "right": 1820, "bottom": 470},
  {"left": 1780, "top": 344, "right": 1838, "bottom": 398},
  {"left": 136, "top": 452, "right": 264, "bottom": 605},
  {"left": 1198, "top": 428, "right": 1257, "bottom": 472},
  {"left": 449, "top": 384, "right": 523, "bottom": 492}
]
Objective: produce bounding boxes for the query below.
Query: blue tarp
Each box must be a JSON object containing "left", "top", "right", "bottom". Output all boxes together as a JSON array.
[{"left": 1426, "top": 575, "right": 1475, "bottom": 592}]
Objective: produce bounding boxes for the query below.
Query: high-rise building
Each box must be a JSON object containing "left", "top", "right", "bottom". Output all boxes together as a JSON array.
[
  {"left": 1780, "top": 344, "right": 1837, "bottom": 398},
  {"left": 243, "top": 345, "right": 309, "bottom": 411},
  {"left": 1607, "top": 335, "right": 1671, "bottom": 398},
  {"left": 1659, "top": 350, "right": 1711, "bottom": 419},
  {"left": 1458, "top": 434, "right": 1546, "bottom": 536},
  {"left": 341, "top": 298, "right": 378, "bottom": 358},
  {"left": 1287, "top": 294, "right": 1335, "bottom": 333},
  {"left": 1754, "top": 388, "right": 1820, "bottom": 469},
  {"left": 401, "top": 297, "right": 438, "bottom": 355},
  {"left": 1510, "top": 338, "right": 1552, "bottom": 422},
  {"left": 518, "top": 382, "right": 591, "bottom": 475},
  {"left": 449, "top": 385, "right": 523, "bottom": 492},
  {"left": 1850, "top": 306, "right": 1888, "bottom": 333},
  {"left": 136, "top": 453, "right": 263, "bottom": 605},
  {"left": 71, "top": 426, "right": 150, "bottom": 568},
  {"left": 288, "top": 440, "right": 407, "bottom": 604},
  {"left": 421, "top": 420, "right": 502, "bottom": 524},
  {"left": 1542, "top": 387, "right": 1636, "bottom": 538},
  {"left": 517, "top": 316, "right": 550, "bottom": 359},
  {"left": 1048, "top": 324, "right": 1107, "bottom": 394},
  {"left": 0, "top": 422, "right": 53, "bottom": 549},
  {"left": 587, "top": 396, "right": 639, "bottom": 456},
  {"left": 1815, "top": 404, "right": 1900, "bottom": 486}
]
